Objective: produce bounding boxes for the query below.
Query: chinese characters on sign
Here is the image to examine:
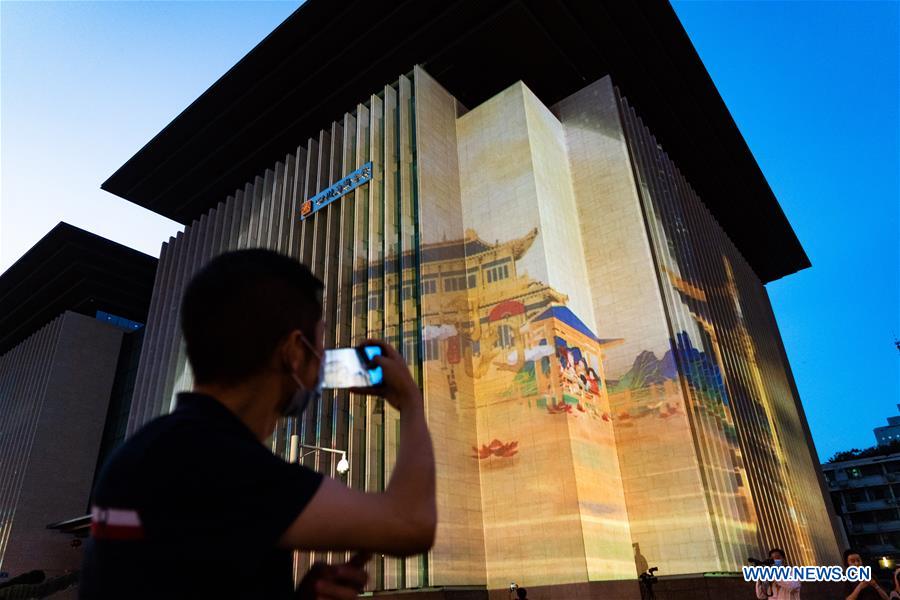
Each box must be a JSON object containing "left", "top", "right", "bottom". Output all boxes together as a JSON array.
[{"left": 300, "top": 162, "right": 373, "bottom": 220}]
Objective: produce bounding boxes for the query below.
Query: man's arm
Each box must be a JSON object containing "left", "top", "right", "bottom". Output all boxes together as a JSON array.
[
  {"left": 847, "top": 579, "right": 890, "bottom": 600},
  {"left": 871, "top": 581, "right": 890, "bottom": 600},
  {"left": 847, "top": 581, "right": 870, "bottom": 600},
  {"left": 279, "top": 341, "right": 436, "bottom": 556}
]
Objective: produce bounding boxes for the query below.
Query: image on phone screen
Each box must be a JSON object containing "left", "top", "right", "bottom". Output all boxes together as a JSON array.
[{"left": 322, "top": 346, "right": 383, "bottom": 389}]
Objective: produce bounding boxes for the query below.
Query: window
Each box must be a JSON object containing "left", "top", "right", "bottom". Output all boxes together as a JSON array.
[
  {"left": 486, "top": 264, "right": 509, "bottom": 283},
  {"left": 830, "top": 492, "right": 842, "bottom": 509},
  {"left": 402, "top": 285, "right": 414, "bottom": 300},
  {"left": 424, "top": 338, "right": 440, "bottom": 361},
  {"left": 468, "top": 274, "right": 477, "bottom": 288},
  {"left": 443, "top": 275, "right": 467, "bottom": 292},
  {"left": 422, "top": 279, "right": 437, "bottom": 294},
  {"left": 855, "top": 511, "right": 876, "bottom": 523},
  {"left": 847, "top": 489, "right": 867, "bottom": 503},
  {"left": 870, "top": 485, "right": 891, "bottom": 500},
  {"left": 96, "top": 310, "right": 144, "bottom": 332},
  {"left": 857, "top": 534, "right": 881, "bottom": 546},
  {"left": 874, "top": 508, "right": 900, "bottom": 523},
  {"left": 495, "top": 324, "right": 514, "bottom": 348},
  {"left": 862, "top": 464, "right": 884, "bottom": 477}
]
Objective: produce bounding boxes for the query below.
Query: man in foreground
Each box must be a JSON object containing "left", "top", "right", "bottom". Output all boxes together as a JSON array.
[{"left": 80, "top": 249, "right": 436, "bottom": 599}]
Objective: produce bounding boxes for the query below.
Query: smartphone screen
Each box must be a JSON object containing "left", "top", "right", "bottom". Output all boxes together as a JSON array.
[{"left": 322, "top": 346, "right": 383, "bottom": 389}]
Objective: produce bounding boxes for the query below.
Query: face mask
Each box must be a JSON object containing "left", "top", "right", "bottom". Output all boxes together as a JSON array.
[
  {"left": 773, "top": 559, "right": 782, "bottom": 566},
  {"left": 282, "top": 334, "right": 324, "bottom": 418}
]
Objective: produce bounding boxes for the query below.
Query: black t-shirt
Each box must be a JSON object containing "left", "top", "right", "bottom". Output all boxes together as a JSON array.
[{"left": 80, "top": 393, "right": 323, "bottom": 600}]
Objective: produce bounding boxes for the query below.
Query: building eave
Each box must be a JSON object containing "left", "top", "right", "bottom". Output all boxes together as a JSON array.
[
  {"left": 0, "top": 223, "right": 158, "bottom": 356},
  {"left": 101, "top": 0, "right": 809, "bottom": 283}
]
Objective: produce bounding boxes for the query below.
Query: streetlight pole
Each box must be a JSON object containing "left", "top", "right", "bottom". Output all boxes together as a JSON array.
[{"left": 288, "top": 434, "right": 350, "bottom": 474}]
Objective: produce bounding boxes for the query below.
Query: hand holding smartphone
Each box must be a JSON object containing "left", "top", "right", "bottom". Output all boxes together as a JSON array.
[{"left": 346, "top": 340, "right": 422, "bottom": 412}]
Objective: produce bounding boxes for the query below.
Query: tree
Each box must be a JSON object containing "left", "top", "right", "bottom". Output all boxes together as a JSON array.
[{"left": 827, "top": 439, "right": 900, "bottom": 463}]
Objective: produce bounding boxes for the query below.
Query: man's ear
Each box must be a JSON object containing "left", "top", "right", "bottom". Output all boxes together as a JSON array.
[{"left": 281, "top": 330, "right": 304, "bottom": 373}]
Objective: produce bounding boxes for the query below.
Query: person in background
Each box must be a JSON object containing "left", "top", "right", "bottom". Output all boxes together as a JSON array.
[
  {"left": 516, "top": 588, "right": 528, "bottom": 600},
  {"left": 889, "top": 567, "right": 900, "bottom": 600},
  {"left": 844, "top": 549, "right": 889, "bottom": 600},
  {"left": 80, "top": 250, "right": 436, "bottom": 600},
  {"left": 755, "top": 548, "right": 801, "bottom": 600}
]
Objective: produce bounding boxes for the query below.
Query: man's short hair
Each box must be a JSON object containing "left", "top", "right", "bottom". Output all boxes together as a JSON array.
[
  {"left": 768, "top": 548, "right": 785, "bottom": 559},
  {"left": 181, "top": 249, "right": 323, "bottom": 385}
]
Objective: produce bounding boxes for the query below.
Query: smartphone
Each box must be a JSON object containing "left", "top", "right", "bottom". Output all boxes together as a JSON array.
[{"left": 322, "top": 345, "right": 383, "bottom": 389}]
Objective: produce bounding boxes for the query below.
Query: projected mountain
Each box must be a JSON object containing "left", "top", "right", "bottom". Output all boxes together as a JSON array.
[
  {"left": 609, "top": 332, "right": 728, "bottom": 401},
  {"left": 610, "top": 350, "right": 678, "bottom": 391}
]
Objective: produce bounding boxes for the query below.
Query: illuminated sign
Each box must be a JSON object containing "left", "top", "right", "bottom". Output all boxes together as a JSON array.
[{"left": 300, "top": 162, "right": 373, "bottom": 220}]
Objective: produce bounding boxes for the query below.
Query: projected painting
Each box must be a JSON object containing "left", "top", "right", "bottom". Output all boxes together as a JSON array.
[
  {"left": 414, "top": 226, "right": 633, "bottom": 586},
  {"left": 439, "top": 80, "right": 636, "bottom": 588}
]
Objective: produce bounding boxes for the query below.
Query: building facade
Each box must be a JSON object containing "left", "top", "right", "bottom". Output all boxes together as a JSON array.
[
  {"left": 0, "top": 224, "right": 155, "bottom": 580},
  {"left": 823, "top": 453, "right": 900, "bottom": 560},
  {"left": 120, "top": 63, "right": 840, "bottom": 594},
  {"left": 823, "top": 406, "right": 900, "bottom": 561},
  {"left": 875, "top": 406, "right": 900, "bottom": 446}
]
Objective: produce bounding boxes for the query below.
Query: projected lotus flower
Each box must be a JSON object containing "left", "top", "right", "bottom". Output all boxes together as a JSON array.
[{"left": 472, "top": 439, "right": 519, "bottom": 459}]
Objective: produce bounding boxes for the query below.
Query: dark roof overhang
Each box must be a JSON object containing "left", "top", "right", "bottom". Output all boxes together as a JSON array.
[
  {"left": 0, "top": 223, "right": 158, "bottom": 355},
  {"left": 101, "top": 0, "right": 809, "bottom": 283}
]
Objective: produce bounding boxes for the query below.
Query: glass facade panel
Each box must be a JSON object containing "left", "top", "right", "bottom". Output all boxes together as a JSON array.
[{"left": 614, "top": 89, "right": 839, "bottom": 568}]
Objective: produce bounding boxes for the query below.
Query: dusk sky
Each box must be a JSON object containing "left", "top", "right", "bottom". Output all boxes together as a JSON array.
[
  {"left": 1, "top": 1, "right": 897, "bottom": 462},
  {"left": 672, "top": 0, "right": 899, "bottom": 461}
]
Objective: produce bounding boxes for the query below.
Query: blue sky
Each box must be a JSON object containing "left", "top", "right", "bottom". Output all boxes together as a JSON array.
[
  {"left": 1, "top": 1, "right": 897, "bottom": 461},
  {"left": 0, "top": 1, "right": 298, "bottom": 272},
  {"left": 671, "top": 0, "right": 899, "bottom": 460}
]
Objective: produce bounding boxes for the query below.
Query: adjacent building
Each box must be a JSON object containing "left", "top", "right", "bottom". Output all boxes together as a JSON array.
[
  {"left": 823, "top": 406, "right": 900, "bottom": 561},
  {"left": 0, "top": 223, "right": 156, "bottom": 580},
  {"left": 96, "top": 0, "right": 841, "bottom": 597},
  {"left": 875, "top": 406, "right": 900, "bottom": 446},
  {"left": 823, "top": 453, "right": 900, "bottom": 560}
]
